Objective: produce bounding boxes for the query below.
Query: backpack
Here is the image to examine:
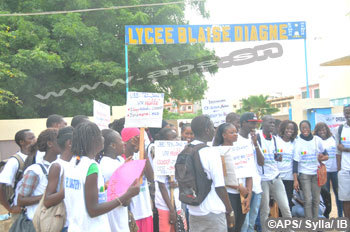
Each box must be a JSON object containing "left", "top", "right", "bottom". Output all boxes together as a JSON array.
[
  {"left": 32, "top": 163, "right": 66, "bottom": 232},
  {"left": 175, "top": 143, "right": 212, "bottom": 206},
  {"left": 0, "top": 153, "right": 25, "bottom": 205}
]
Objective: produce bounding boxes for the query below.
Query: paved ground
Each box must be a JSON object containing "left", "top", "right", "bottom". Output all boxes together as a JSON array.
[{"left": 0, "top": 188, "right": 342, "bottom": 231}]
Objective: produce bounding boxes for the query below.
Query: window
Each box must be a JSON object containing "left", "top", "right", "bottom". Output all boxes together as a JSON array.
[
  {"left": 187, "top": 105, "right": 192, "bottom": 110},
  {"left": 276, "top": 104, "right": 281, "bottom": 108},
  {"left": 167, "top": 107, "right": 171, "bottom": 111},
  {"left": 302, "top": 91, "right": 307, "bottom": 99},
  {"left": 314, "top": 89, "right": 320, "bottom": 98},
  {"left": 282, "top": 103, "right": 287, "bottom": 107}
]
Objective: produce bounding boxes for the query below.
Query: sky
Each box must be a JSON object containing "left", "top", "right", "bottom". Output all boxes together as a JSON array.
[{"left": 185, "top": 0, "right": 350, "bottom": 101}]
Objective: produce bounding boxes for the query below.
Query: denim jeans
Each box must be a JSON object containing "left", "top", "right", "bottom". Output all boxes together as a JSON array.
[
  {"left": 241, "top": 192, "right": 262, "bottom": 232},
  {"left": 299, "top": 173, "right": 321, "bottom": 218},
  {"left": 260, "top": 176, "right": 292, "bottom": 232},
  {"left": 326, "top": 171, "right": 343, "bottom": 217}
]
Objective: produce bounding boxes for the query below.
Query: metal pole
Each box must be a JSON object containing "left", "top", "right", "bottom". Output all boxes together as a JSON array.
[{"left": 304, "top": 38, "right": 310, "bottom": 98}]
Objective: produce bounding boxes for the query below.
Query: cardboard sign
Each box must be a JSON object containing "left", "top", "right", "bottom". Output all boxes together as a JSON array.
[
  {"left": 201, "top": 99, "right": 232, "bottom": 127},
  {"left": 154, "top": 140, "right": 187, "bottom": 176},
  {"left": 219, "top": 145, "right": 255, "bottom": 180},
  {"left": 125, "top": 92, "right": 164, "bottom": 128},
  {"left": 93, "top": 100, "right": 111, "bottom": 130}
]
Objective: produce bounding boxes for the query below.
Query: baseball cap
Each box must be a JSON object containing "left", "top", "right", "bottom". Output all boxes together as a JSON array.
[{"left": 240, "top": 112, "right": 262, "bottom": 123}]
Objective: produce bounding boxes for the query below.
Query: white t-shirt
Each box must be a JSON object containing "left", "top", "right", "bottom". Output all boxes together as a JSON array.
[
  {"left": 257, "top": 131, "right": 280, "bottom": 181},
  {"left": 294, "top": 136, "right": 324, "bottom": 175},
  {"left": 129, "top": 175, "right": 153, "bottom": 220},
  {"left": 21, "top": 159, "right": 51, "bottom": 220},
  {"left": 0, "top": 151, "right": 27, "bottom": 187},
  {"left": 276, "top": 136, "right": 295, "bottom": 181},
  {"left": 187, "top": 140, "right": 226, "bottom": 216},
  {"left": 319, "top": 136, "right": 338, "bottom": 172},
  {"left": 100, "top": 156, "right": 129, "bottom": 232},
  {"left": 237, "top": 135, "right": 262, "bottom": 194},
  {"left": 336, "top": 124, "right": 350, "bottom": 171},
  {"left": 155, "top": 175, "right": 181, "bottom": 211},
  {"left": 65, "top": 156, "right": 110, "bottom": 232}
]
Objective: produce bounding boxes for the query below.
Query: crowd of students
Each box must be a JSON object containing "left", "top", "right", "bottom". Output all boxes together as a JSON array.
[{"left": 0, "top": 104, "right": 349, "bottom": 232}]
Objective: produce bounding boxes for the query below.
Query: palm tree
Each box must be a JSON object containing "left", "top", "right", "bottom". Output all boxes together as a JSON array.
[{"left": 236, "top": 95, "right": 279, "bottom": 119}]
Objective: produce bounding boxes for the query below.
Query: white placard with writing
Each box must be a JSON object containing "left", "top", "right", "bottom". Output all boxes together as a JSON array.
[
  {"left": 315, "top": 113, "right": 345, "bottom": 135},
  {"left": 93, "top": 100, "right": 111, "bottom": 130},
  {"left": 218, "top": 145, "right": 255, "bottom": 182},
  {"left": 154, "top": 140, "right": 187, "bottom": 176},
  {"left": 125, "top": 92, "right": 164, "bottom": 128},
  {"left": 201, "top": 99, "right": 232, "bottom": 127}
]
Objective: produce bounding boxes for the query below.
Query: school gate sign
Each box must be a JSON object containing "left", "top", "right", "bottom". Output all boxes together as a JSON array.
[{"left": 124, "top": 22, "right": 308, "bottom": 95}]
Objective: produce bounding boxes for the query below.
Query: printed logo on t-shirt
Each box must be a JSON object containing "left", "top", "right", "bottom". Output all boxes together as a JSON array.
[
  {"left": 263, "top": 149, "right": 267, "bottom": 153},
  {"left": 341, "top": 137, "right": 346, "bottom": 141},
  {"left": 65, "top": 177, "right": 81, "bottom": 190},
  {"left": 301, "top": 151, "right": 307, "bottom": 155},
  {"left": 277, "top": 149, "right": 283, "bottom": 153}
]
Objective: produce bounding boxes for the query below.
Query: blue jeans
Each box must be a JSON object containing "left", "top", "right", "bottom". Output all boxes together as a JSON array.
[
  {"left": 241, "top": 192, "right": 262, "bottom": 232},
  {"left": 326, "top": 171, "right": 343, "bottom": 217},
  {"left": 292, "top": 204, "right": 325, "bottom": 218}
]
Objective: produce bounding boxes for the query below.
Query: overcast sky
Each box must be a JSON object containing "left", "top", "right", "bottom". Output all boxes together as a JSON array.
[{"left": 185, "top": 0, "right": 350, "bottom": 101}]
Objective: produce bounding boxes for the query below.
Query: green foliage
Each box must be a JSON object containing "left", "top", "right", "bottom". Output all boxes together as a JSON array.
[
  {"left": 236, "top": 95, "right": 279, "bottom": 119},
  {"left": 163, "top": 108, "right": 202, "bottom": 120},
  {"left": 0, "top": 0, "right": 214, "bottom": 119}
]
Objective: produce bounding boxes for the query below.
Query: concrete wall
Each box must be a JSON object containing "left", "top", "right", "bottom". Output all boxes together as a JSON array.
[
  {"left": 319, "top": 67, "right": 350, "bottom": 99},
  {"left": 291, "top": 98, "right": 331, "bottom": 126}
]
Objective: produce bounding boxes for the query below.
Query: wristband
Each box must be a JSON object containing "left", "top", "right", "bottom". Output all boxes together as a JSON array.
[{"left": 116, "top": 197, "right": 124, "bottom": 207}]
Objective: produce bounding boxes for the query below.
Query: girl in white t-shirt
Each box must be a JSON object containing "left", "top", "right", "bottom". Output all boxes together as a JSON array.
[
  {"left": 97, "top": 129, "right": 135, "bottom": 232},
  {"left": 276, "top": 120, "right": 298, "bottom": 211},
  {"left": 18, "top": 128, "right": 60, "bottom": 221},
  {"left": 314, "top": 122, "right": 343, "bottom": 217},
  {"left": 65, "top": 122, "right": 140, "bottom": 232},
  {"left": 293, "top": 120, "right": 328, "bottom": 219},
  {"left": 43, "top": 126, "right": 74, "bottom": 231}
]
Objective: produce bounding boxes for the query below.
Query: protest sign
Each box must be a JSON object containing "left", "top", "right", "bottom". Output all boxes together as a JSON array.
[
  {"left": 315, "top": 113, "right": 345, "bottom": 134},
  {"left": 107, "top": 159, "right": 146, "bottom": 201},
  {"left": 201, "top": 99, "right": 232, "bottom": 127},
  {"left": 125, "top": 92, "right": 164, "bottom": 128},
  {"left": 154, "top": 140, "right": 187, "bottom": 176},
  {"left": 93, "top": 100, "right": 111, "bottom": 130},
  {"left": 218, "top": 145, "right": 255, "bottom": 182}
]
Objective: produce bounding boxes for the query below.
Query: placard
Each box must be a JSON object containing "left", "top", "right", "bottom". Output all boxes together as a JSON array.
[
  {"left": 125, "top": 92, "right": 164, "bottom": 128},
  {"left": 93, "top": 100, "right": 111, "bottom": 130},
  {"left": 154, "top": 140, "right": 187, "bottom": 176},
  {"left": 201, "top": 99, "right": 232, "bottom": 127},
  {"left": 315, "top": 113, "right": 345, "bottom": 134},
  {"left": 218, "top": 145, "right": 255, "bottom": 181}
]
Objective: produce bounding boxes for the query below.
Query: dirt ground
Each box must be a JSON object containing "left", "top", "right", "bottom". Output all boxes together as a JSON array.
[{"left": 0, "top": 188, "right": 341, "bottom": 232}]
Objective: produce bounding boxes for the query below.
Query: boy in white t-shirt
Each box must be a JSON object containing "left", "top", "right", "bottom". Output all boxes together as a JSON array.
[{"left": 0, "top": 129, "right": 36, "bottom": 217}]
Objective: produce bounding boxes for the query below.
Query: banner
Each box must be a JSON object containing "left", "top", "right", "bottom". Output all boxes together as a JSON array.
[
  {"left": 154, "top": 140, "right": 187, "bottom": 176},
  {"left": 219, "top": 145, "right": 255, "bottom": 180},
  {"left": 93, "top": 100, "right": 111, "bottom": 130},
  {"left": 125, "top": 22, "right": 306, "bottom": 45},
  {"left": 315, "top": 112, "right": 345, "bottom": 134},
  {"left": 202, "top": 99, "right": 232, "bottom": 127},
  {"left": 125, "top": 92, "right": 164, "bottom": 128}
]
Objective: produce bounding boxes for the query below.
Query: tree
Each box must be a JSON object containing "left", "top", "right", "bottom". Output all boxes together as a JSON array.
[
  {"left": 0, "top": 0, "right": 216, "bottom": 119},
  {"left": 237, "top": 95, "right": 279, "bottom": 119}
]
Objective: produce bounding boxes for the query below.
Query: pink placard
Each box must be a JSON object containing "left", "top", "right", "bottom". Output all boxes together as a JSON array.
[{"left": 107, "top": 159, "right": 146, "bottom": 201}]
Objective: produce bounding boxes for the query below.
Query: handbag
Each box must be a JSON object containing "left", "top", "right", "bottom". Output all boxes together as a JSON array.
[
  {"left": 128, "top": 209, "right": 139, "bottom": 232},
  {"left": 317, "top": 163, "right": 327, "bottom": 187},
  {"left": 175, "top": 210, "right": 186, "bottom": 232},
  {"left": 9, "top": 212, "right": 36, "bottom": 232}
]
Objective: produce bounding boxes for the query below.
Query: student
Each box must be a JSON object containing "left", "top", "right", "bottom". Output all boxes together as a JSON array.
[
  {"left": 64, "top": 122, "right": 140, "bottom": 232},
  {"left": 46, "top": 114, "right": 67, "bottom": 129},
  {"left": 257, "top": 115, "right": 292, "bottom": 232},
  {"left": 98, "top": 129, "right": 133, "bottom": 232},
  {"left": 213, "top": 123, "right": 252, "bottom": 232},
  {"left": 154, "top": 128, "right": 187, "bottom": 232},
  {"left": 187, "top": 115, "right": 234, "bottom": 232},
  {"left": 276, "top": 120, "right": 298, "bottom": 211},
  {"left": 43, "top": 126, "right": 74, "bottom": 231},
  {"left": 109, "top": 117, "right": 125, "bottom": 134},
  {"left": 0, "top": 130, "right": 36, "bottom": 217},
  {"left": 314, "top": 122, "right": 343, "bottom": 217},
  {"left": 293, "top": 120, "right": 328, "bottom": 218},
  {"left": 291, "top": 186, "right": 326, "bottom": 218},
  {"left": 226, "top": 112, "right": 241, "bottom": 131},
  {"left": 17, "top": 128, "right": 60, "bottom": 221},
  {"left": 71, "top": 115, "right": 89, "bottom": 128},
  {"left": 336, "top": 104, "right": 350, "bottom": 219},
  {"left": 239, "top": 113, "right": 264, "bottom": 232},
  {"left": 122, "top": 127, "right": 154, "bottom": 232},
  {"left": 179, "top": 122, "right": 194, "bottom": 143}
]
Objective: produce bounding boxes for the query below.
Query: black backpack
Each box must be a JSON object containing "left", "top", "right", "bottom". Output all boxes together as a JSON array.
[{"left": 175, "top": 143, "right": 212, "bottom": 206}]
